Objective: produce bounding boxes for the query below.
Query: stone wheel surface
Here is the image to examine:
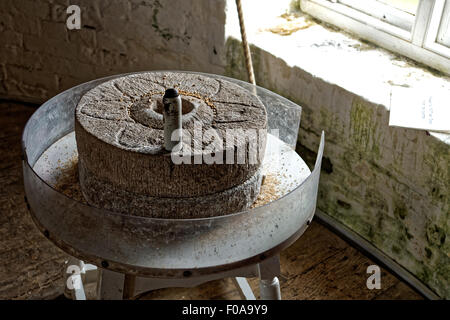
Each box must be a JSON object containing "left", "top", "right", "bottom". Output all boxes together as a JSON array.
[{"left": 75, "top": 72, "right": 267, "bottom": 218}]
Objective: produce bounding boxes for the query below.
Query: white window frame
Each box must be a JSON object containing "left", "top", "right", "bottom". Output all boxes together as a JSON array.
[
  {"left": 300, "top": 0, "right": 450, "bottom": 75},
  {"left": 424, "top": 0, "right": 450, "bottom": 57}
]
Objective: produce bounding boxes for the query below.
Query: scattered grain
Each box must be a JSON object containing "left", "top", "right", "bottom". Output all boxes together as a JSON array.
[{"left": 251, "top": 173, "right": 280, "bottom": 208}]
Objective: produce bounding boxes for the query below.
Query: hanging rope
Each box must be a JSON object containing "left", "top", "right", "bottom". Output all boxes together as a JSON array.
[{"left": 235, "top": 0, "right": 256, "bottom": 85}]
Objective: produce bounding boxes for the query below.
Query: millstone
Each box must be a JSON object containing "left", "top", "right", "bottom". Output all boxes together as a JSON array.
[{"left": 75, "top": 71, "right": 267, "bottom": 218}]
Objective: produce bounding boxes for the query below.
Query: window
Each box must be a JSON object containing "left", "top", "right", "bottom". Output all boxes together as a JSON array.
[
  {"left": 425, "top": 0, "right": 450, "bottom": 57},
  {"left": 300, "top": 0, "right": 450, "bottom": 75}
]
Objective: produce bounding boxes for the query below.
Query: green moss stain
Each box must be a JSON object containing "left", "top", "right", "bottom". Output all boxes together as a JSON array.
[
  {"left": 417, "top": 266, "right": 432, "bottom": 284},
  {"left": 225, "top": 37, "right": 271, "bottom": 93},
  {"left": 250, "top": 44, "right": 263, "bottom": 83},
  {"left": 418, "top": 258, "right": 450, "bottom": 299},
  {"left": 434, "top": 255, "right": 450, "bottom": 298},
  {"left": 425, "top": 247, "right": 433, "bottom": 259},
  {"left": 394, "top": 201, "right": 407, "bottom": 220},
  {"left": 319, "top": 109, "right": 330, "bottom": 131},
  {"left": 337, "top": 199, "right": 351, "bottom": 210},
  {"left": 423, "top": 140, "right": 449, "bottom": 205},
  {"left": 225, "top": 37, "right": 248, "bottom": 81},
  {"left": 371, "top": 143, "right": 381, "bottom": 159},
  {"left": 405, "top": 228, "right": 414, "bottom": 240},
  {"left": 421, "top": 164, "right": 449, "bottom": 296},
  {"left": 349, "top": 98, "right": 383, "bottom": 163},
  {"left": 365, "top": 188, "right": 388, "bottom": 212},
  {"left": 392, "top": 245, "right": 401, "bottom": 255},
  {"left": 350, "top": 98, "right": 374, "bottom": 153},
  {"left": 426, "top": 224, "right": 446, "bottom": 248}
]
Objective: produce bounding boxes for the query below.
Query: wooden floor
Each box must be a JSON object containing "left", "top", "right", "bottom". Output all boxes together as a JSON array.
[
  {"left": 138, "top": 220, "right": 422, "bottom": 300},
  {"left": 0, "top": 100, "right": 422, "bottom": 300}
]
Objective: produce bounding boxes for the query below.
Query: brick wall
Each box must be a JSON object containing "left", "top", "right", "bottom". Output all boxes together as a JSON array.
[{"left": 0, "top": 0, "right": 226, "bottom": 103}]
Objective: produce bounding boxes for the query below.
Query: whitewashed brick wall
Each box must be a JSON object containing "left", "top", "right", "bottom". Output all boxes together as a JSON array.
[{"left": 0, "top": 0, "right": 226, "bottom": 103}]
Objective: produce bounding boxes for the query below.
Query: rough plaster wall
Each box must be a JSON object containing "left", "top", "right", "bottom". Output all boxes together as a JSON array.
[
  {"left": 0, "top": 0, "right": 226, "bottom": 103},
  {"left": 225, "top": 37, "right": 449, "bottom": 298}
]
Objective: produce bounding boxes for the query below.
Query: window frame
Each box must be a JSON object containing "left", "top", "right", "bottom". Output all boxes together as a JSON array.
[
  {"left": 300, "top": 0, "right": 450, "bottom": 75},
  {"left": 424, "top": 0, "right": 450, "bottom": 58}
]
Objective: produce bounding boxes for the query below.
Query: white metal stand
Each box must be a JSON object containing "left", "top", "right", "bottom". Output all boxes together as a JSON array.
[
  {"left": 258, "top": 255, "right": 282, "bottom": 300},
  {"left": 65, "top": 255, "right": 282, "bottom": 300},
  {"left": 21, "top": 72, "right": 325, "bottom": 304}
]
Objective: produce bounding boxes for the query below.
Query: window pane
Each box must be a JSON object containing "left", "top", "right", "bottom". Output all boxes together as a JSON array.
[
  {"left": 437, "top": 0, "right": 450, "bottom": 47},
  {"left": 376, "top": 0, "right": 419, "bottom": 15},
  {"left": 338, "top": 0, "right": 417, "bottom": 31}
]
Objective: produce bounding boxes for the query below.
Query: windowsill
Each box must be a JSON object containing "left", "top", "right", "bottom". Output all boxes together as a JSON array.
[{"left": 225, "top": 1, "right": 450, "bottom": 144}]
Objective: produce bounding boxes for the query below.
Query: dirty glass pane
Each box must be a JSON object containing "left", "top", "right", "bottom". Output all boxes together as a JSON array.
[
  {"left": 376, "top": 0, "right": 419, "bottom": 15},
  {"left": 437, "top": 0, "right": 450, "bottom": 47},
  {"left": 338, "top": 0, "right": 417, "bottom": 31}
]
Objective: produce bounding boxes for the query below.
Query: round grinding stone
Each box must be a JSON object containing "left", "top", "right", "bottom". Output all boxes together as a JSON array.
[
  {"left": 75, "top": 72, "right": 267, "bottom": 218},
  {"left": 79, "top": 164, "right": 262, "bottom": 219}
]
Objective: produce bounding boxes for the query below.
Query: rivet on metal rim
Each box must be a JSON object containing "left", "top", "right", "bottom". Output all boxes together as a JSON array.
[
  {"left": 183, "top": 270, "right": 192, "bottom": 277},
  {"left": 24, "top": 196, "right": 30, "bottom": 210}
]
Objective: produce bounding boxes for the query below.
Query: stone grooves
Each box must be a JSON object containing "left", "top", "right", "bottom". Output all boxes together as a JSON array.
[{"left": 75, "top": 72, "right": 268, "bottom": 218}]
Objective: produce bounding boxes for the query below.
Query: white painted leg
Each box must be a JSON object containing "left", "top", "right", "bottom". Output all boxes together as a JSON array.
[
  {"left": 259, "top": 277, "right": 281, "bottom": 300},
  {"left": 71, "top": 274, "right": 87, "bottom": 300},
  {"left": 64, "top": 257, "right": 86, "bottom": 300},
  {"left": 232, "top": 277, "right": 256, "bottom": 300},
  {"left": 63, "top": 262, "right": 272, "bottom": 300},
  {"left": 97, "top": 269, "right": 125, "bottom": 300},
  {"left": 132, "top": 264, "right": 258, "bottom": 297},
  {"left": 82, "top": 263, "right": 99, "bottom": 285},
  {"left": 258, "top": 255, "right": 282, "bottom": 300}
]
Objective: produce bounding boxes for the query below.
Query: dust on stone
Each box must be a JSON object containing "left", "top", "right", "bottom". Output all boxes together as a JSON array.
[
  {"left": 53, "top": 156, "right": 281, "bottom": 209},
  {"left": 54, "top": 155, "right": 87, "bottom": 204},
  {"left": 251, "top": 173, "right": 281, "bottom": 208}
]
